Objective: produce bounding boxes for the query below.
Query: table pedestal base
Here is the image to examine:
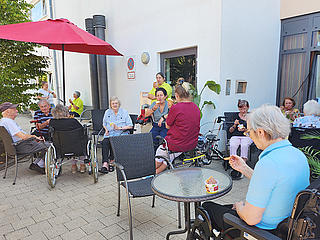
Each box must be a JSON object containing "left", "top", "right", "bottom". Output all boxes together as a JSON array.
[{"left": 166, "top": 202, "right": 191, "bottom": 240}]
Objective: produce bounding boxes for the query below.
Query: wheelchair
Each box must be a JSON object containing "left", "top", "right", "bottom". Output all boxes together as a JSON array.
[
  {"left": 190, "top": 178, "right": 320, "bottom": 240},
  {"left": 155, "top": 136, "right": 210, "bottom": 169},
  {"left": 45, "top": 125, "right": 98, "bottom": 188}
]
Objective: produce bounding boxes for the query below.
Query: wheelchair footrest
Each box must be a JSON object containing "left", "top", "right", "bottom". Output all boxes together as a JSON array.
[{"left": 84, "top": 159, "right": 90, "bottom": 164}]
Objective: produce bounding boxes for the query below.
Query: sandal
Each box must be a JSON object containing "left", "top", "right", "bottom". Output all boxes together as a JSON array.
[
  {"left": 99, "top": 166, "right": 109, "bottom": 174},
  {"left": 108, "top": 165, "right": 115, "bottom": 172}
]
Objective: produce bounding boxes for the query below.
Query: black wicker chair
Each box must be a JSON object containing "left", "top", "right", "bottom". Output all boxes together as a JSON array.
[
  {"left": 109, "top": 133, "right": 156, "bottom": 240},
  {"left": 128, "top": 114, "right": 138, "bottom": 134},
  {"left": 0, "top": 126, "right": 42, "bottom": 185}
]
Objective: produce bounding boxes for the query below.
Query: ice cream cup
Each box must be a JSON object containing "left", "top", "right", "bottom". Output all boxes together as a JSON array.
[
  {"left": 238, "top": 124, "right": 244, "bottom": 130},
  {"left": 205, "top": 180, "right": 219, "bottom": 194}
]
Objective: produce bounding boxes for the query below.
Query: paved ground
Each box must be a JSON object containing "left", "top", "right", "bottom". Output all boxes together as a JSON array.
[{"left": 0, "top": 114, "right": 249, "bottom": 240}]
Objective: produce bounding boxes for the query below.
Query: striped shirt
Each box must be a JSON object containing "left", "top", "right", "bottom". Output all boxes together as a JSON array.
[{"left": 33, "top": 109, "right": 53, "bottom": 135}]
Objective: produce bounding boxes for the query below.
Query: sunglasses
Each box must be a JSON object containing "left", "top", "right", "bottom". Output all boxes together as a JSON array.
[{"left": 178, "top": 79, "right": 185, "bottom": 85}]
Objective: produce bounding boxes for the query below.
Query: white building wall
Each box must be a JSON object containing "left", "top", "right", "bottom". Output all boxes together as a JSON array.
[
  {"left": 217, "top": 0, "right": 281, "bottom": 114},
  {"left": 51, "top": 0, "right": 222, "bottom": 115},
  {"left": 32, "top": 0, "right": 280, "bottom": 136}
]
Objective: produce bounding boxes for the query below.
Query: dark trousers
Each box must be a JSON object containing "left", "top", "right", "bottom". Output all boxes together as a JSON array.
[
  {"left": 102, "top": 138, "right": 114, "bottom": 163},
  {"left": 15, "top": 138, "right": 50, "bottom": 159},
  {"left": 69, "top": 111, "right": 80, "bottom": 117},
  {"left": 150, "top": 122, "right": 168, "bottom": 152},
  {"left": 202, "top": 202, "right": 239, "bottom": 234},
  {"left": 202, "top": 202, "right": 279, "bottom": 238}
]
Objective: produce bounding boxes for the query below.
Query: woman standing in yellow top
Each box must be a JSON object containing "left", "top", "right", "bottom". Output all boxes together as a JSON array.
[
  {"left": 148, "top": 72, "right": 172, "bottom": 103},
  {"left": 68, "top": 91, "right": 84, "bottom": 117}
]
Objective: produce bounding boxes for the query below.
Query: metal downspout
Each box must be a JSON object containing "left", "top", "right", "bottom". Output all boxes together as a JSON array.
[
  {"left": 85, "top": 18, "right": 100, "bottom": 109},
  {"left": 93, "top": 15, "right": 109, "bottom": 109}
]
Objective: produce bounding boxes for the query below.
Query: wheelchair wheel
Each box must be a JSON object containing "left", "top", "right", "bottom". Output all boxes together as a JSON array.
[
  {"left": 172, "top": 153, "right": 194, "bottom": 168},
  {"left": 89, "top": 140, "right": 98, "bottom": 183},
  {"left": 190, "top": 207, "right": 214, "bottom": 240},
  {"left": 207, "top": 146, "right": 224, "bottom": 162},
  {"left": 45, "top": 145, "right": 57, "bottom": 188}
]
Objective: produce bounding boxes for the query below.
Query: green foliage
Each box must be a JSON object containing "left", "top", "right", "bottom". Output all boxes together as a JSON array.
[
  {"left": 299, "top": 146, "right": 320, "bottom": 178},
  {"left": 190, "top": 80, "right": 221, "bottom": 118},
  {"left": 0, "top": 0, "right": 49, "bottom": 111}
]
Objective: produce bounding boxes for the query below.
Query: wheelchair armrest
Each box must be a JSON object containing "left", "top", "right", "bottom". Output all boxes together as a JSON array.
[
  {"left": 223, "top": 213, "right": 281, "bottom": 240},
  {"left": 114, "top": 162, "right": 124, "bottom": 171}
]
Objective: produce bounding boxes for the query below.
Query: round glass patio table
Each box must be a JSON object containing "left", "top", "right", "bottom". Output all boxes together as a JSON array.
[{"left": 151, "top": 167, "right": 232, "bottom": 239}]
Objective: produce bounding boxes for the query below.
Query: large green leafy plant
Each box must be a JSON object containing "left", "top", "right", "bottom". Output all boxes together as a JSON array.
[
  {"left": 299, "top": 132, "right": 320, "bottom": 179},
  {"left": 190, "top": 80, "right": 221, "bottom": 117},
  {"left": 0, "top": 0, "right": 49, "bottom": 112}
]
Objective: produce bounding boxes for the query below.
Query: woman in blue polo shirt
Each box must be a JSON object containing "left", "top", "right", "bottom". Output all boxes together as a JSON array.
[{"left": 202, "top": 105, "right": 310, "bottom": 238}]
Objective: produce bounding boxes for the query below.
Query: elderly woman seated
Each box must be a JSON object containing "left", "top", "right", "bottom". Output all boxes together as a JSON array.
[
  {"left": 50, "top": 104, "right": 87, "bottom": 173},
  {"left": 202, "top": 105, "right": 310, "bottom": 238},
  {"left": 100, "top": 96, "right": 133, "bottom": 174},
  {"left": 293, "top": 100, "right": 320, "bottom": 128}
]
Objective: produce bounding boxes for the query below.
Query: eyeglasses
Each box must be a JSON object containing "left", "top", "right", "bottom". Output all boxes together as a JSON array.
[
  {"left": 243, "top": 128, "right": 252, "bottom": 137},
  {"left": 178, "top": 79, "right": 185, "bottom": 85}
]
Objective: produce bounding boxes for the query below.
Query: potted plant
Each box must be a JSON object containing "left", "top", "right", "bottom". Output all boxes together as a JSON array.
[
  {"left": 189, "top": 80, "right": 221, "bottom": 118},
  {"left": 299, "top": 132, "right": 320, "bottom": 181}
]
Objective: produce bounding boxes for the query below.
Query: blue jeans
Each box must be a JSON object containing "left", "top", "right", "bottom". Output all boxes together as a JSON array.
[{"left": 150, "top": 122, "right": 168, "bottom": 152}]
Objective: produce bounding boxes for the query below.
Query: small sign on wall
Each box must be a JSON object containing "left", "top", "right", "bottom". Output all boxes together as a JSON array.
[{"left": 127, "top": 56, "right": 136, "bottom": 81}]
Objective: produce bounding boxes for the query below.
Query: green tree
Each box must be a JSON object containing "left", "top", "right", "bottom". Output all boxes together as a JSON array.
[{"left": 0, "top": 0, "right": 49, "bottom": 111}]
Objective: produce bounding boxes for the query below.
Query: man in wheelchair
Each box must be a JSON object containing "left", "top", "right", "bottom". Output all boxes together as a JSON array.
[
  {"left": 199, "top": 105, "right": 310, "bottom": 239},
  {"left": 0, "top": 102, "right": 50, "bottom": 174}
]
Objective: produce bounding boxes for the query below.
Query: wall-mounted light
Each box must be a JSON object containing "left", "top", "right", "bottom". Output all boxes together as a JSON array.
[{"left": 141, "top": 52, "right": 150, "bottom": 64}]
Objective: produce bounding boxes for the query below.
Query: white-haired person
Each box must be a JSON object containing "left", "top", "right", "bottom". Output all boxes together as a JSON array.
[
  {"left": 31, "top": 99, "right": 53, "bottom": 141},
  {"left": 155, "top": 82, "right": 200, "bottom": 174},
  {"left": 68, "top": 91, "right": 83, "bottom": 117},
  {"left": 293, "top": 100, "right": 320, "bottom": 128},
  {"left": 100, "top": 97, "right": 133, "bottom": 174},
  {"left": 202, "top": 105, "right": 309, "bottom": 238},
  {"left": 49, "top": 104, "right": 87, "bottom": 173},
  {"left": 0, "top": 102, "right": 50, "bottom": 174}
]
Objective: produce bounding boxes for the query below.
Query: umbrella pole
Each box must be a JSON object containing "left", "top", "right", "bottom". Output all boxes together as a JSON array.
[{"left": 62, "top": 44, "right": 66, "bottom": 105}]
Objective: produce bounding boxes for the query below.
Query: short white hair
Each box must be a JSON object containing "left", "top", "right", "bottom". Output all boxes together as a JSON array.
[
  {"left": 38, "top": 99, "right": 49, "bottom": 106},
  {"left": 248, "top": 105, "right": 291, "bottom": 139},
  {"left": 109, "top": 96, "right": 121, "bottom": 107},
  {"left": 303, "top": 100, "right": 320, "bottom": 116}
]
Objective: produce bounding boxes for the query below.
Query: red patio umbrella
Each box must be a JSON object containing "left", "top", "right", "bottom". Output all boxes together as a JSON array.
[{"left": 0, "top": 18, "right": 122, "bottom": 104}]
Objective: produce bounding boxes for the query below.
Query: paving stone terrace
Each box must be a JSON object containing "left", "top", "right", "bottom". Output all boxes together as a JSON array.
[{"left": 0, "top": 114, "right": 249, "bottom": 240}]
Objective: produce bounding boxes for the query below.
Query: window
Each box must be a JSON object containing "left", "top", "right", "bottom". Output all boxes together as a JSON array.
[
  {"left": 277, "top": 12, "right": 320, "bottom": 109},
  {"left": 160, "top": 47, "right": 197, "bottom": 89},
  {"left": 31, "top": 0, "right": 47, "bottom": 21},
  {"left": 312, "top": 31, "right": 320, "bottom": 48},
  {"left": 315, "top": 55, "right": 320, "bottom": 98},
  {"left": 235, "top": 81, "right": 247, "bottom": 94},
  {"left": 225, "top": 79, "right": 231, "bottom": 95}
]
